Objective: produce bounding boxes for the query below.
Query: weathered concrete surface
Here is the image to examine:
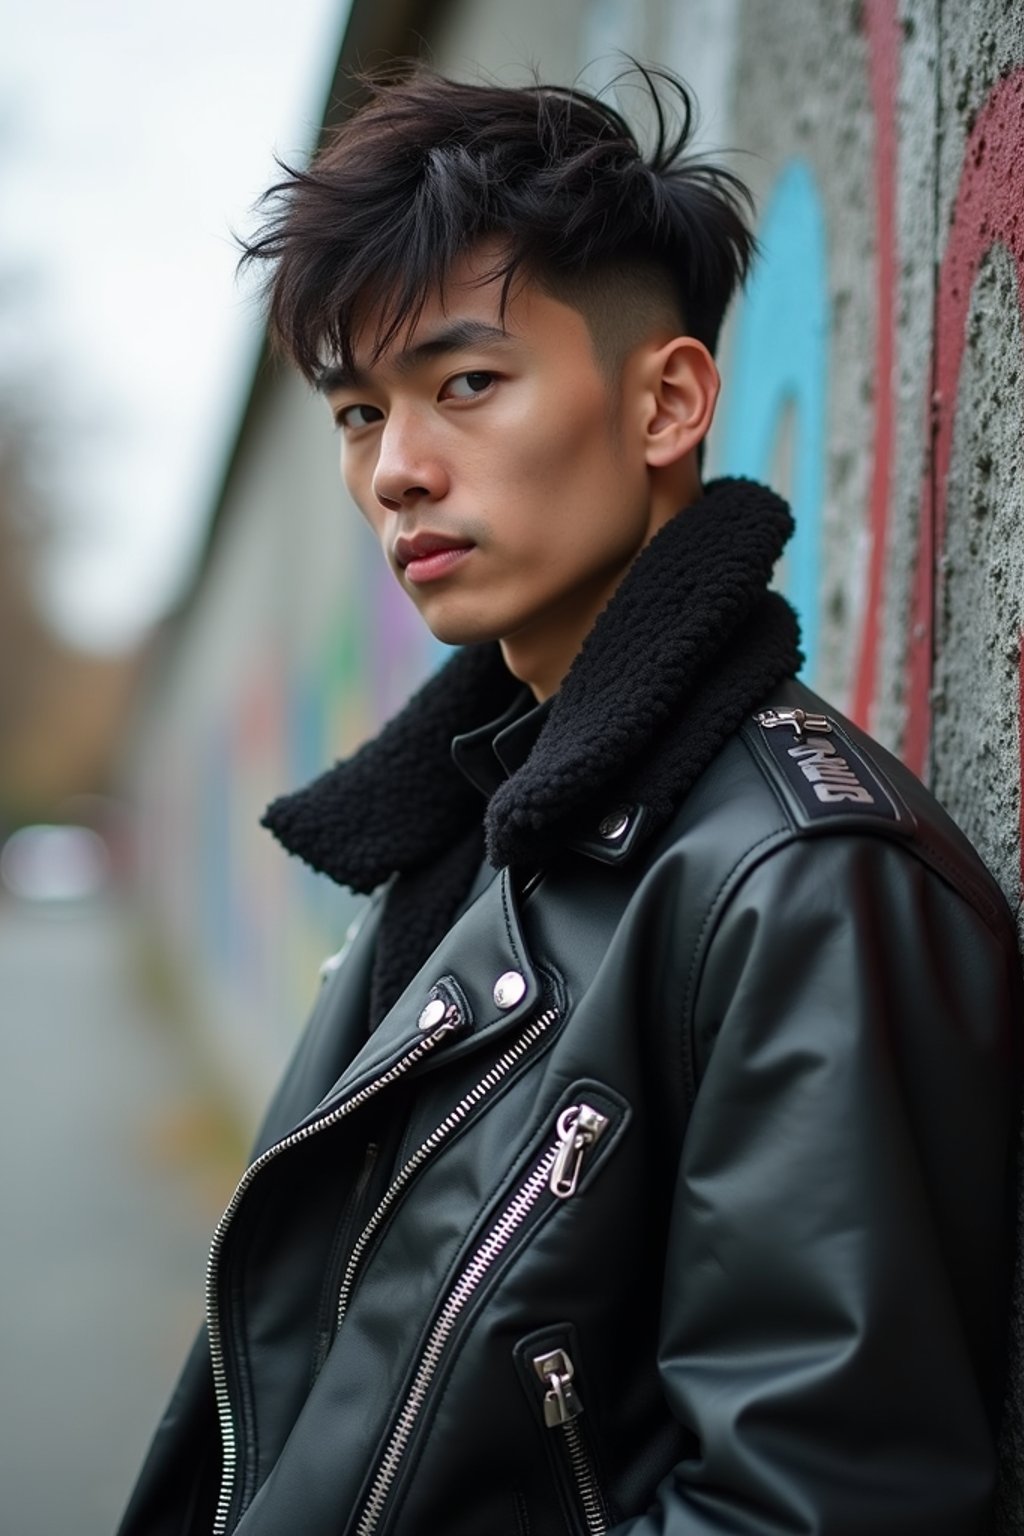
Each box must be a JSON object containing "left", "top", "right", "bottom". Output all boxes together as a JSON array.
[
  {"left": 723, "top": 0, "right": 877, "bottom": 707},
  {"left": 0, "top": 895, "right": 240, "bottom": 1536},
  {"left": 929, "top": 2, "right": 1024, "bottom": 924},
  {"left": 875, "top": 0, "right": 939, "bottom": 754},
  {"left": 932, "top": 244, "right": 1024, "bottom": 907}
]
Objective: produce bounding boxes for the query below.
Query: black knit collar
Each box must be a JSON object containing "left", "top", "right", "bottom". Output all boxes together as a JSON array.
[{"left": 262, "top": 477, "right": 801, "bottom": 890}]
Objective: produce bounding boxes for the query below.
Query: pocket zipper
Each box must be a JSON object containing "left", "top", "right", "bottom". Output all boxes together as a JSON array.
[
  {"left": 532, "top": 1347, "right": 609, "bottom": 1536},
  {"left": 353, "top": 1100, "right": 611, "bottom": 1536}
]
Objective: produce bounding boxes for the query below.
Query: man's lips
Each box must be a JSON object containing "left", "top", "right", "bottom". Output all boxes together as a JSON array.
[{"left": 394, "top": 532, "right": 476, "bottom": 583}]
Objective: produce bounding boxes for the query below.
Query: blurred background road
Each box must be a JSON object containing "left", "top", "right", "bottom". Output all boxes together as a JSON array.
[{"left": 0, "top": 892, "right": 241, "bottom": 1536}]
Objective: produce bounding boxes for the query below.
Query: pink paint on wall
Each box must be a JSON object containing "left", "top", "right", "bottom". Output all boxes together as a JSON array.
[{"left": 904, "top": 69, "right": 1024, "bottom": 777}]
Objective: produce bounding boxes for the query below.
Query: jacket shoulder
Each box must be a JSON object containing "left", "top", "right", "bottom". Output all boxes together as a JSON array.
[
  {"left": 765, "top": 680, "right": 1010, "bottom": 930},
  {"left": 661, "top": 677, "right": 1012, "bottom": 943}
]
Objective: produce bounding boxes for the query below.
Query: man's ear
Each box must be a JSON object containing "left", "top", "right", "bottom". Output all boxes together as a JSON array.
[{"left": 641, "top": 337, "right": 720, "bottom": 468}]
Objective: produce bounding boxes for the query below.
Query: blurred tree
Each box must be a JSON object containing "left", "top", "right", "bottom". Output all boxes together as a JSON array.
[
  {"left": 0, "top": 285, "right": 141, "bottom": 828},
  {"left": 0, "top": 387, "right": 57, "bottom": 772}
]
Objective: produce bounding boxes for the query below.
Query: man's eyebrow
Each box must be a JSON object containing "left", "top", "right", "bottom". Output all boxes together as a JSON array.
[
  {"left": 317, "top": 361, "right": 368, "bottom": 394},
  {"left": 317, "top": 320, "right": 514, "bottom": 394},
  {"left": 392, "top": 320, "right": 514, "bottom": 373}
]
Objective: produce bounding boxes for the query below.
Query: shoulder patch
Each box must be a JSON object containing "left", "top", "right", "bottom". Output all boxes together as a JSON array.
[{"left": 746, "top": 708, "right": 914, "bottom": 833}]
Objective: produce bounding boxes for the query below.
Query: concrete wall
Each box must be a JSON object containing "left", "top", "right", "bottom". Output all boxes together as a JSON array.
[
  {"left": 704, "top": 0, "right": 1024, "bottom": 931},
  {"left": 131, "top": 0, "right": 1024, "bottom": 1125}
]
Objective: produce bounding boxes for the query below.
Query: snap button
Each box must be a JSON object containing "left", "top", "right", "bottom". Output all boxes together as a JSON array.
[
  {"left": 417, "top": 997, "right": 448, "bottom": 1031},
  {"left": 597, "top": 807, "right": 631, "bottom": 841},
  {"left": 493, "top": 970, "right": 527, "bottom": 1010}
]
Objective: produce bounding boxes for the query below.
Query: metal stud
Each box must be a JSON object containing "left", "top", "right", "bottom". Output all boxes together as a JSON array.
[
  {"left": 493, "top": 970, "right": 527, "bottom": 1010},
  {"left": 597, "top": 807, "right": 631, "bottom": 841},
  {"left": 417, "top": 997, "right": 448, "bottom": 1031}
]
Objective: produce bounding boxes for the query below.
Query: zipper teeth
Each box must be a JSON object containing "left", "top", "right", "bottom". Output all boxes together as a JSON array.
[
  {"left": 336, "top": 1008, "right": 557, "bottom": 1332},
  {"left": 562, "top": 1418, "right": 608, "bottom": 1536},
  {"left": 207, "top": 1018, "right": 459, "bottom": 1536},
  {"left": 355, "top": 1139, "right": 564, "bottom": 1536}
]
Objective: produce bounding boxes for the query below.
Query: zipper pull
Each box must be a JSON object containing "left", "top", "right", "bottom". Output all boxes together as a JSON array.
[
  {"left": 532, "top": 1347, "right": 585, "bottom": 1426},
  {"left": 549, "top": 1103, "right": 610, "bottom": 1199},
  {"left": 755, "top": 707, "right": 832, "bottom": 740}
]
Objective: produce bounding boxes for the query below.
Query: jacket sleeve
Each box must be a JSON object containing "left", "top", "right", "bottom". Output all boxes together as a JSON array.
[{"left": 616, "top": 833, "right": 1018, "bottom": 1536}]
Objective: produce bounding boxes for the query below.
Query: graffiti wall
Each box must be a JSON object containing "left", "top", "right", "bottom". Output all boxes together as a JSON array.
[
  {"left": 704, "top": 0, "right": 1024, "bottom": 928},
  {"left": 130, "top": 0, "right": 1024, "bottom": 1127}
]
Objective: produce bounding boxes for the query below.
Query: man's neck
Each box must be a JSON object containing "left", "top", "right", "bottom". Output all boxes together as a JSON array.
[{"left": 501, "top": 483, "right": 700, "bottom": 700}]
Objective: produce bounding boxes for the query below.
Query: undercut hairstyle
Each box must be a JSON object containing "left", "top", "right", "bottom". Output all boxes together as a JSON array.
[{"left": 239, "top": 65, "right": 758, "bottom": 385}]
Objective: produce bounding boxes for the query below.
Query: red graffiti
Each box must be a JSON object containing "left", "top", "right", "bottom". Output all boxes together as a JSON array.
[
  {"left": 856, "top": 6, "right": 1024, "bottom": 893},
  {"left": 903, "top": 70, "right": 1024, "bottom": 792}
]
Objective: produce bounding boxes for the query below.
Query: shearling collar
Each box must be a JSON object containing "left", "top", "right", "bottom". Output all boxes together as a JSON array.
[{"left": 262, "top": 477, "right": 801, "bottom": 890}]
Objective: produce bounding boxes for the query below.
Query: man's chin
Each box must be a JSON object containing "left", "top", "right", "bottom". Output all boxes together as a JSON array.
[{"left": 415, "top": 607, "right": 506, "bottom": 649}]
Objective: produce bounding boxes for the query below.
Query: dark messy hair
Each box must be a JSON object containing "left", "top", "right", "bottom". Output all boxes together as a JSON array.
[{"left": 239, "top": 64, "right": 757, "bottom": 383}]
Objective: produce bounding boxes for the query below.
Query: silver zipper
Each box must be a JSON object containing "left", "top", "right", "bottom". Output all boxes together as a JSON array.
[
  {"left": 208, "top": 1004, "right": 463, "bottom": 1536},
  {"left": 335, "top": 1007, "right": 559, "bottom": 1333},
  {"left": 532, "top": 1348, "right": 608, "bottom": 1536},
  {"left": 354, "top": 1102, "right": 610, "bottom": 1536},
  {"left": 549, "top": 1104, "right": 610, "bottom": 1199},
  {"left": 754, "top": 707, "right": 832, "bottom": 740}
]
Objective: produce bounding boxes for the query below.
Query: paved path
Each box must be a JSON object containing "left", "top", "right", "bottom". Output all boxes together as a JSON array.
[{"left": 0, "top": 894, "right": 242, "bottom": 1536}]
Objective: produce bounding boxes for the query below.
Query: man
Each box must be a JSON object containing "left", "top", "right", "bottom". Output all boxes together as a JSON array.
[{"left": 119, "top": 67, "right": 1021, "bottom": 1536}]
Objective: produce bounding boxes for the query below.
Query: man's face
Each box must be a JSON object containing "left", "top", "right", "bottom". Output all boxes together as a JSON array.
[{"left": 322, "top": 246, "right": 670, "bottom": 697}]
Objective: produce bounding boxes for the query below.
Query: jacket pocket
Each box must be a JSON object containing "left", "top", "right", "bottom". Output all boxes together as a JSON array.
[
  {"left": 350, "top": 1084, "right": 627, "bottom": 1536},
  {"left": 515, "top": 1324, "right": 612, "bottom": 1536}
]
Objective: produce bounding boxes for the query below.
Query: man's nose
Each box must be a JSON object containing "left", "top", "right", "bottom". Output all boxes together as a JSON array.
[{"left": 371, "top": 412, "right": 448, "bottom": 511}]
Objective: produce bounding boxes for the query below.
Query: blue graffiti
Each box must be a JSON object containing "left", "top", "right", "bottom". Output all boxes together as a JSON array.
[{"left": 714, "top": 159, "right": 830, "bottom": 678}]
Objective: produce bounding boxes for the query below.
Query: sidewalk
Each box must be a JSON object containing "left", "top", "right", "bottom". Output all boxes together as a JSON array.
[{"left": 0, "top": 894, "right": 243, "bottom": 1536}]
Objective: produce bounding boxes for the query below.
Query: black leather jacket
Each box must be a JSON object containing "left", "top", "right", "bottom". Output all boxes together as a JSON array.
[{"left": 119, "top": 678, "right": 1020, "bottom": 1536}]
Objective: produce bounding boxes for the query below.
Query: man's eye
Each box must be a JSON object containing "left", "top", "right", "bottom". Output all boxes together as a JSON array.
[
  {"left": 443, "top": 371, "right": 495, "bottom": 399},
  {"left": 337, "top": 403, "right": 384, "bottom": 429}
]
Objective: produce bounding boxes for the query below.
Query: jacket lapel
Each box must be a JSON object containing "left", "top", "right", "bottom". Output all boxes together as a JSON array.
[{"left": 292, "top": 868, "right": 543, "bottom": 1128}]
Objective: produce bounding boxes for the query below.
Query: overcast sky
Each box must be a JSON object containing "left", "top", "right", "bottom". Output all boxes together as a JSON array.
[{"left": 3, "top": 0, "right": 347, "bottom": 651}]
